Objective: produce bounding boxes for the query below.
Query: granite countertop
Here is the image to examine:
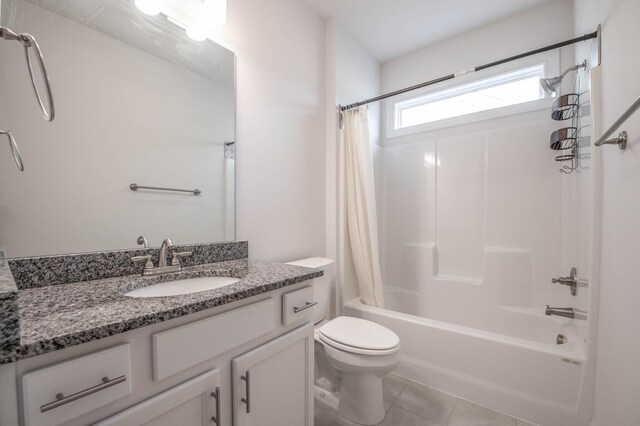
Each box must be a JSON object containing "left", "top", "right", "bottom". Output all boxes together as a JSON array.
[
  {"left": 0, "top": 256, "right": 19, "bottom": 364},
  {"left": 0, "top": 259, "right": 18, "bottom": 298},
  {"left": 9, "top": 259, "right": 322, "bottom": 362}
]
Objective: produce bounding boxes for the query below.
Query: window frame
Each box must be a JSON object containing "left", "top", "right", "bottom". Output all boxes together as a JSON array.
[{"left": 384, "top": 51, "right": 560, "bottom": 139}]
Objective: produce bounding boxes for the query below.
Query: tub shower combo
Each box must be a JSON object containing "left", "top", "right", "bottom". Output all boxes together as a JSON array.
[{"left": 335, "top": 27, "right": 640, "bottom": 426}]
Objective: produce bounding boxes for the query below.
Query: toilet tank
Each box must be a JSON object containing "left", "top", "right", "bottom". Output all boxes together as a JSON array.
[{"left": 286, "top": 257, "right": 334, "bottom": 325}]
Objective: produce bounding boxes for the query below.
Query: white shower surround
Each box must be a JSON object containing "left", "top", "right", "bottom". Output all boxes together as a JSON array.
[
  {"left": 363, "top": 104, "right": 595, "bottom": 425},
  {"left": 360, "top": 48, "right": 594, "bottom": 426}
]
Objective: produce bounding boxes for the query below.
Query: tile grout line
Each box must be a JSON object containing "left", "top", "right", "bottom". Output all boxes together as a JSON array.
[
  {"left": 388, "top": 386, "right": 449, "bottom": 425},
  {"left": 444, "top": 397, "right": 460, "bottom": 426},
  {"left": 388, "top": 383, "right": 406, "bottom": 408}
]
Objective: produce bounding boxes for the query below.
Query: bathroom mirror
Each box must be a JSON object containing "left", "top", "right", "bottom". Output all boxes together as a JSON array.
[{"left": 0, "top": 0, "right": 236, "bottom": 257}]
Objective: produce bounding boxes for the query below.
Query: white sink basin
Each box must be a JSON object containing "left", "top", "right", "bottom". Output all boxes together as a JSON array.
[{"left": 124, "top": 276, "right": 241, "bottom": 298}]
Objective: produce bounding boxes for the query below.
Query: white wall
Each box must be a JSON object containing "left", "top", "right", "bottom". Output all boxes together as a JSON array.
[
  {"left": 0, "top": 1, "right": 234, "bottom": 257},
  {"left": 573, "top": 1, "right": 640, "bottom": 425},
  {"left": 211, "top": 0, "right": 326, "bottom": 262},
  {"left": 382, "top": 0, "right": 575, "bottom": 93}
]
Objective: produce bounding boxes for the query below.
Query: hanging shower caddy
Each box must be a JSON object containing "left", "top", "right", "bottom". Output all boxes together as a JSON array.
[{"left": 549, "top": 93, "right": 581, "bottom": 174}]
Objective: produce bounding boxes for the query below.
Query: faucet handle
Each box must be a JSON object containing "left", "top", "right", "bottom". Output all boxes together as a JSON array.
[
  {"left": 132, "top": 255, "right": 153, "bottom": 270},
  {"left": 551, "top": 267, "right": 581, "bottom": 296},
  {"left": 171, "top": 251, "right": 192, "bottom": 266}
]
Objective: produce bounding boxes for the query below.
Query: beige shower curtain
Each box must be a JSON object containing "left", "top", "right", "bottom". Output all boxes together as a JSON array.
[{"left": 342, "top": 108, "right": 385, "bottom": 308}]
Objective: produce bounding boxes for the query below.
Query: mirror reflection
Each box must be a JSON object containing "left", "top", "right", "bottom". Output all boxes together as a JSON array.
[{"left": 0, "top": 0, "right": 236, "bottom": 258}]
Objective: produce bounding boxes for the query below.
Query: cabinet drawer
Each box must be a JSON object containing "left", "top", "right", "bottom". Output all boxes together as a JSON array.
[
  {"left": 282, "top": 286, "right": 315, "bottom": 325},
  {"left": 153, "top": 298, "right": 275, "bottom": 381},
  {"left": 21, "top": 344, "right": 132, "bottom": 426}
]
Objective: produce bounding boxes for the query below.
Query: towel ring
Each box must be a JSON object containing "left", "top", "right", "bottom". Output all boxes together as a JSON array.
[
  {"left": 19, "top": 33, "right": 55, "bottom": 121},
  {"left": 0, "top": 26, "right": 55, "bottom": 122},
  {"left": 1, "top": 130, "right": 24, "bottom": 171}
]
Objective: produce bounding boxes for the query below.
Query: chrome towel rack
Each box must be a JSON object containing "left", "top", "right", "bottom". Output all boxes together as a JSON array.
[
  {"left": 595, "top": 95, "right": 640, "bottom": 150},
  {"left": 0, "top": 130, "right": 24, "bottom": 171},
  {"left": 130, "top": 183, "right": 201, "bottom": 196},
  {"left": 1, "top": 25, "right": 55, "bottom": 172},
  {"left": 0, "top": 26, "right": 55, "bottom": 121}
]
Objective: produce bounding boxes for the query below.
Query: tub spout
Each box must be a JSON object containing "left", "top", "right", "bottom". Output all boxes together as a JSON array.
[{"left": 545, "top": 305, "right": 587, "bottom": 320}]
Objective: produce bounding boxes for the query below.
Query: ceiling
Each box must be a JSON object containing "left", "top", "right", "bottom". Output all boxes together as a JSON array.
[
  {"left": 302, "top": 0, "right": 557, "bottom": 62},
  {"left": 20, "top": 0, "right": 235, "bottom": 86}
]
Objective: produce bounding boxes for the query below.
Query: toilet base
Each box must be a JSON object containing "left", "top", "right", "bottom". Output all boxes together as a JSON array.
[{"left": 337, "top": 372, "right": 385, "bottom": 425}]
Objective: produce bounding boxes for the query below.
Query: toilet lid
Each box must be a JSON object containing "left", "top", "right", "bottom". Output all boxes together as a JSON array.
[{"left": 319, "top": 317, "right": 400, "bottom": 354}]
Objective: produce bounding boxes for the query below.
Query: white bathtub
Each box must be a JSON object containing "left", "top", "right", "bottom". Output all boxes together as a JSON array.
[{"left": 344, "top": 298, "right": 587, "bottom": 426}]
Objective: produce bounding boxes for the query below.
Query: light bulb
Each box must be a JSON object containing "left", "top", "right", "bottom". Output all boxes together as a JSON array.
[
  {"left": 204, "top": 0, "right": 227, "bottom": 26},
  {"left": 134, "top": 0, "right": 160, "bottom": 16},
  {"left": 186, "top": 26, "right": 207, "bottom": 41}
]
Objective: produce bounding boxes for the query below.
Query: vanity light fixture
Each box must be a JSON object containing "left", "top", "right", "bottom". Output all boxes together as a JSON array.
[
  {"left": 166, "top": 16, "right": 206, "bottom": 41},
  {"left": 135, "top": 0, "right": 227, "bottom": 41},
  {"left": 186, "top": 26, "right": 207, "bottom": 41},
  {"left": 204, "top": 0, "right": 228, "bottom": 26},
  {"left": 166, "top": 15, "right": 188, "bottom": 29},
  {"left": 134, "top": 0, "right": 160, "bottom": 16}
]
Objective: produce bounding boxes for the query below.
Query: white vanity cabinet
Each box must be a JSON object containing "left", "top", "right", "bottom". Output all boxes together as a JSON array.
[
  {"left": 232, "top": 324, "right": 314, "bottom": 426},
  {"left": 15, "top": 284, "right": 316, "bottom": 426},
  {"left": 96, "top": 323, "right": 313, "bottom": 426}
]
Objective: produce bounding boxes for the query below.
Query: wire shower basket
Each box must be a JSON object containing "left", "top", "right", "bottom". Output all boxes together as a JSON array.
[{"left": 551, "top": 93, "right": 579, "bottom": 121}]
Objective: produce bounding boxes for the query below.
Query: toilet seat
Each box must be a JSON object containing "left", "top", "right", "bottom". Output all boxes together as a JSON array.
[{"left": 318, "top": 317, "right": 400, "bottom": 356}]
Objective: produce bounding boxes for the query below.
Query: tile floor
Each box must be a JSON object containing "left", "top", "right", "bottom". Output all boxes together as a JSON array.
[{"left": 314, "top": 374, "right": 537, "bottom": 426}]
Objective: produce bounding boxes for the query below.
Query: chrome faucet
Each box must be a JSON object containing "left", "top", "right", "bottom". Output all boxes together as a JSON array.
[
  {"left": 545, "top": 305, "right": 587, "bottom": 320},
  {"left": 131, "top": 238, "right": 192, "bottom": 276},
  {"left": 158, "top": 238, "right": 174, "bottom": 268}
]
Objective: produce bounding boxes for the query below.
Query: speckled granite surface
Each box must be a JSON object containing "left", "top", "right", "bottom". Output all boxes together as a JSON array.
[
  {"left": 8, "top": 241, "right": 248, "bottom": 289},
  {"left": 8, "top": 259, "right": 321, "bottom": 362},
  {"left": 0, "top": 255, "right": 19, "bottom": 363},
  {"left": 0, "top": 254, "right": 18, "bottom": 298}
]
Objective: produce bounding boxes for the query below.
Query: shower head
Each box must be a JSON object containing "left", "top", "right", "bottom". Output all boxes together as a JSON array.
[
  {"left": 540, "top": 76, "right": 563, "bottom": 97},
  {"left": 540, "top": 60, "right": 587, "bottom": 97}
]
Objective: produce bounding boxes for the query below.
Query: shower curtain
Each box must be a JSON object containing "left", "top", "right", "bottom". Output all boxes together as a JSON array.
[{"left": 342, "top": 108, "right": 385, "bottom": 308}]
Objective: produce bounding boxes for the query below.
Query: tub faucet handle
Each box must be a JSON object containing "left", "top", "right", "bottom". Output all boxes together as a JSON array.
[{"left": 551, "top": 267, "right": 585, "bottom": 296}]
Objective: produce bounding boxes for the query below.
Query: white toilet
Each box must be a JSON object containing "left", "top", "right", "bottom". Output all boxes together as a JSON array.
[{"left": 287, "top": 257, "right": 401, "bottom": 425}]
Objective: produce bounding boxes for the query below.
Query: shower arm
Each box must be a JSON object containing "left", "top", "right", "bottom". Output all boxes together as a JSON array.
[{"left": 559, "top": 61, "right": 587, "bottom": 80}]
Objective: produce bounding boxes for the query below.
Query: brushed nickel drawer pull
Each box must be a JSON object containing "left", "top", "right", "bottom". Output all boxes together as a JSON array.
[
  {"left": 211, "top": 386, "right": 221, "bottom": 424},
  {"left": 240, "top": 371, "right": 250, "bottom": 413},
  {"left": 293, "top": 301, "right": 317, "bottom": 313},
  {"left": 40, "top": 375, "right": 126, "bottom": 413}
]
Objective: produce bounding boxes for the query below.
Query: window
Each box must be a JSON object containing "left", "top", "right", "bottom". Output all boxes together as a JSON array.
[{"left": 393, "top": 64, "right": 546, "bottom": 131}]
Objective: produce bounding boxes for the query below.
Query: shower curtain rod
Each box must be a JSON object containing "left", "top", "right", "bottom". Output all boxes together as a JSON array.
[{"left": 339, "top": 29, "right": 599, "bottom": 112}]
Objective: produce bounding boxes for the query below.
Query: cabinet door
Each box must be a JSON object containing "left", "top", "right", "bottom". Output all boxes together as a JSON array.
[
  {"left": 96, "top": 369, "right": 221, "bottom": 426},
  {"left": 232, "top": 323, "right": 313, "bottom": 426}
]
